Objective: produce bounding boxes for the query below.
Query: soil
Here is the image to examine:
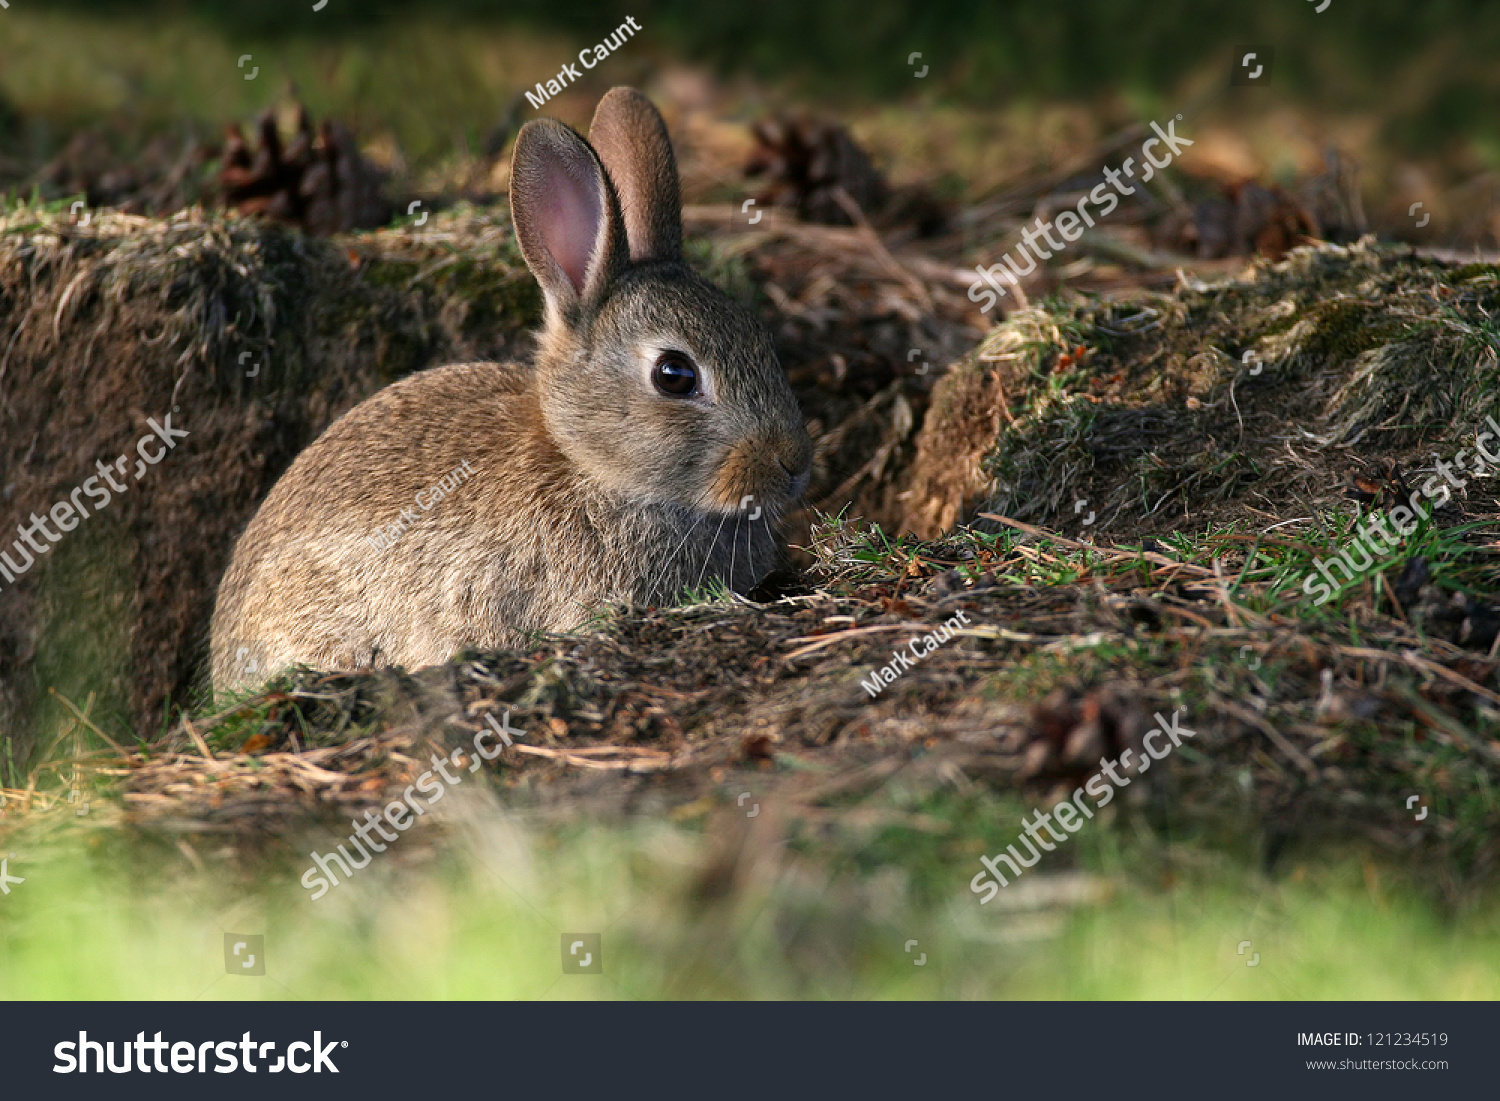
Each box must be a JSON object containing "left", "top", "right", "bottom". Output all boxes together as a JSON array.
[{"left": 4, "top": 206, "right": 1500, "bottom": 900}]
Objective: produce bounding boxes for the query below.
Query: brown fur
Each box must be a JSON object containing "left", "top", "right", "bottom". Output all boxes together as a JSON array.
[{"left": 210, "top": 88, "right": 811, "bottom": 689}]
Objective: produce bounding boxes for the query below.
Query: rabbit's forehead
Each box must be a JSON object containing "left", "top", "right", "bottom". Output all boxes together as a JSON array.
[{"left": 598, "top": 273, "right": 779, "bottom": 384}]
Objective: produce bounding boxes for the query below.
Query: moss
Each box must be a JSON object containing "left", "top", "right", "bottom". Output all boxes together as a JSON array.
[
  {"left": 27, "top": 520, "right": 138, "bottom": 759},
  {"left": 908, "top": 239, "right": 1500, "bottom": 539},
  {"left": 358, "top": 256, "right": 425, "bottom": 290},
  {"left": 1291, "top": 298, "right": 1416, "bottom": 366},
  {"left": 1446, "top": 263, "right": 1500, "bottom": 284}
]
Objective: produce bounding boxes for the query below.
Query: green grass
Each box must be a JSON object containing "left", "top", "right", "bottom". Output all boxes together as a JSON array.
[
  {"left": 676, "top": 578, "right": 737, "bottom": 606},
  {"left": 2, "top": 799, "right": 1497, "bottom": 999},
  {"left": 31, "top": 0, "right": 1500, "bottom": 115},
  {"left": 813, "top": 505, "right": 1500, "bottom": 620}
]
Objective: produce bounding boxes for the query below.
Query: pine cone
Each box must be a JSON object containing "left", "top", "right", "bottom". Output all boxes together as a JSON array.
[
  {"left": 217, "top": 103, "right": 390, "bottom": 234},
  {"left": 745, "top": 113, "right": 890, "bottom": 225}
]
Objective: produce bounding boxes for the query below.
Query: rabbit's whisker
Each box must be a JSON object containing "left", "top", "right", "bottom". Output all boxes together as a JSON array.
[
  {"left": 645, "top": 505, "right": 706, "bottom": 604},
  {"left": 730, "top": 511, "right": 742, "bottom": 592},
  {"left": 695, "top": 511, "right": 732, "bottom": 593}
]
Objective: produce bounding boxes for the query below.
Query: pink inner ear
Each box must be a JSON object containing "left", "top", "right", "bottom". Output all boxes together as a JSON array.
[{"left": 540, "top": 160, "right": 604, "bottom": 295}]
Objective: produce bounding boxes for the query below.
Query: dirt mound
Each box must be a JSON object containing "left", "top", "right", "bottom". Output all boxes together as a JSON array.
[
  {"left": 0, "top": 203, "right": 538, "bottom": 765},
  {"left": 0, "top": 196, "right": 976, "bottom": 768},
  {"left": 905, "top": 239, "right": 1500, "bottom": 538}
]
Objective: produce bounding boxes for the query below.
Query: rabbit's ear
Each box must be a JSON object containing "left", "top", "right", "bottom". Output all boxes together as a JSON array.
[
  {"left": 587, "top": 87, "right": 682, "bottom": 263},
  {"left": 510, "top": 118, "right": 625, "bottom": 317}
]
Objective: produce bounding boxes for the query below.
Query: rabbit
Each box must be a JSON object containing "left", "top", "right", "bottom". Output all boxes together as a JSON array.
[{"left": 210, "top": 87, "right": 813, "bottom": 691}]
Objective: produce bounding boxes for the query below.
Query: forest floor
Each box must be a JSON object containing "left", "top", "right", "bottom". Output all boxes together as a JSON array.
[{"left": 3, "top": 29, "right": 1500, "bottom": 996}]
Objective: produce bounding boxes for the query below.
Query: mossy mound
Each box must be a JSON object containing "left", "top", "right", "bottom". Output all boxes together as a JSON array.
[
  {"left": 905, "top": 239, "right": 1500, "bottom": 538},
  {"left": 0, "top": 202, "right": 539, "bottom": 765}
]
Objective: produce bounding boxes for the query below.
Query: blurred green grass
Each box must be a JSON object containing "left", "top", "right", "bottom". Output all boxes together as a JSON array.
[
  {"left": 2, "top": 793, "right": 1497, "bottom": 999},
  {"left": 3, "top": 2, "right": 1498, "bottom": 175},
  {"left": 35, "top": 0, "right": 1500, "bottom": 103}
]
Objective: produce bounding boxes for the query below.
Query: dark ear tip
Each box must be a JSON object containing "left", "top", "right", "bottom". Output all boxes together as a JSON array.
[
  {"left": 513, "top": 117, "right": 580, "bottom": 159},
  {"left": 511, "top": 118, "right": 605, "bottom": 201},
  {"left": 591, "top": 86, "right": 666, "bottom": 128},
  {"left": 598, "top": 86, "right": 648, "bottom": 106}
]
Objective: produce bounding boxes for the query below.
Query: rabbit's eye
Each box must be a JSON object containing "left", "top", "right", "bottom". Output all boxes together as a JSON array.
[{"left": 652, "top": 350, "right": 699, "bottom": 397}]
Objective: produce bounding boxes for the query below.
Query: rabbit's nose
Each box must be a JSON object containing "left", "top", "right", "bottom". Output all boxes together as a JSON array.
[{"left": 779, "top": 457, "right": 812, "bottom": 500}]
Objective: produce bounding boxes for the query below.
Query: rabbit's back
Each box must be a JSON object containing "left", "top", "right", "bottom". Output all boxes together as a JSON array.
[{"left": 212, "top": 362, "right": 569, "bottom": 683}]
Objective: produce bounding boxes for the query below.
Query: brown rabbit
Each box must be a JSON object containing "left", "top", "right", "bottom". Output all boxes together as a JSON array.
[{"left": 210, "top": 87, "right": 812, "bottom": 690}]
